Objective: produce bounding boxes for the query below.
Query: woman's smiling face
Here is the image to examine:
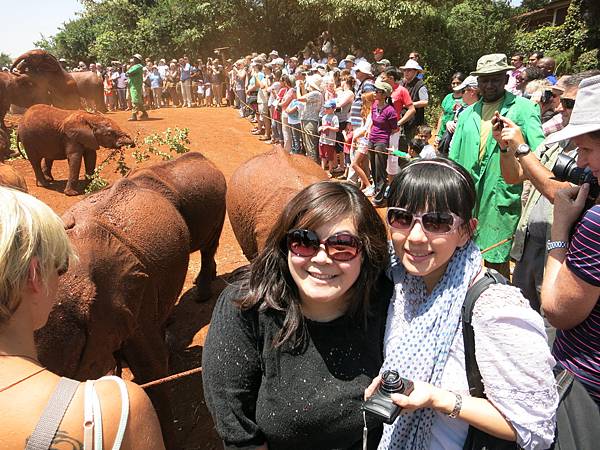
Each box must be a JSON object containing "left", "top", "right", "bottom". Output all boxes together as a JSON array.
[
  {"left": 390, "top": 209, "right": 470, "bottom": 292},
  {"left": 288, "top": 215, "right": 362, "bottom": 319}
]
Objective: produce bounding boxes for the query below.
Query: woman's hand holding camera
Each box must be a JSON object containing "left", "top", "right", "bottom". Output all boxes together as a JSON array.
[{"left": 364, "top": 376, "right": 456, "bottom": 414}]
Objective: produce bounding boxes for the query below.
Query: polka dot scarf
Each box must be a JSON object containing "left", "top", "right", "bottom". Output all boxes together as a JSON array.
[{"left": 378, "top": 241, "right": 482, "bottom": 450}]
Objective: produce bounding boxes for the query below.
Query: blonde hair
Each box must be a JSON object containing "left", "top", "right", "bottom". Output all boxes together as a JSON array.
[
  {"left": 0, "top": 187, "right": 75, "bottom": 326},
  {"left": 361, "top": 91, "right": 375, "bottom": 119}
]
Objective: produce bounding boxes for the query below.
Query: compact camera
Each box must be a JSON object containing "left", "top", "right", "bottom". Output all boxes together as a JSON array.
[
  {"left": 552, "top": 153, "right": 600, "bottom": 202},
  {"left": 362, "top": 370, "right": 414, "bottom": 424}
]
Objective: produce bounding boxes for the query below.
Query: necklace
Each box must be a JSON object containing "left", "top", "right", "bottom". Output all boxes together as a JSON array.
[{"left": 0, "top": 354, "right": 47, "bottom": 393}]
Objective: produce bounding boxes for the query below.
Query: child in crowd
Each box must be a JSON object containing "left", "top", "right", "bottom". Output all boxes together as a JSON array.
[
  {"left": 285, "top": 97, "right": 304, "bottom": 154},
  {"left": 318, "top": 99, "right": 339, "bottom": 175},
  {"left": 408, "top": 138, "right": 425, "bottom": 159},
  {"left": 196, "top": 79, "right": 205, "bottom": 107},
  {"left": 416, "top": 124, "right": 437, "bottom": 159},
  {"left": 204, "top": 80, "right": 213, "bottom": 107},
  {"left": 342, "top": 122, "right": 353, "bottom": 178}
]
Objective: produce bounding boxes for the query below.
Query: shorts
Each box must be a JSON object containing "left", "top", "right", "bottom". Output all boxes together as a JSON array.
[
  {"left": 356, "top": 138, "right": 369, "bottom": 155},
  {"left": 319, "top": 143, "right": 336, "bottom": 161},
  {"left": 258, "top": 103, "right": 268, "bottom": 115}
]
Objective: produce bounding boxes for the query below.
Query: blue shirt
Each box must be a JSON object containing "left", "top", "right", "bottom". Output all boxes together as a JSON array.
[
  {"left": 149, "top": 73, "right": 162, "bottom": 88},
  {"left": 180, "top": 63, "right": 191, "bottom": 81}
]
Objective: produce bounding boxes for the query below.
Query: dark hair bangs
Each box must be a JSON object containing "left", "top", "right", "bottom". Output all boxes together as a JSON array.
[{"left": 388, "top": 160, "right": 475, "bottom": 223}]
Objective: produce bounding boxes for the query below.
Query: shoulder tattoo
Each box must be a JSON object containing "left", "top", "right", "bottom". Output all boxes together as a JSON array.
[{"left": 26, "top": 430, "right": 83, "bottom": 450}]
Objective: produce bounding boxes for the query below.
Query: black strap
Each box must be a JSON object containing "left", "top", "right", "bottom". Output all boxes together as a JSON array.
[{"left": 462, "top": 269, "right": 507, "bottom": 398}]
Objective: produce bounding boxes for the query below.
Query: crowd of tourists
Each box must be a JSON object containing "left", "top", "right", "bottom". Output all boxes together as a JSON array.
[{"left": 3, "top": 30, "right": 600, "bottom": 450}]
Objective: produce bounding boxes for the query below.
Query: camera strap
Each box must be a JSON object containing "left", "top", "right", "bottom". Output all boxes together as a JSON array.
[{"left": 362, "top": 410, "right": 368, "bottom": 450}]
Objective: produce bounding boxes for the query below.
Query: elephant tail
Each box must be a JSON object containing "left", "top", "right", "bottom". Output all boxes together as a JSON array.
[{"left": 15, "top": 133, "right": 28, "bottom": 160}]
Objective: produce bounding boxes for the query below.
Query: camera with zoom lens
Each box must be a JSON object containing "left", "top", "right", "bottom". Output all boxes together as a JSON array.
[
  {"left": 362, "top": 370, "right": 414, "bottom": 424},
  {"left": 552, "top": 153, "right": 600, "bottom": 203}
]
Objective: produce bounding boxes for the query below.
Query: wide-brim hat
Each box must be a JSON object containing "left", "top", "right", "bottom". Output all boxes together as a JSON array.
[
  {"left": 355, "top": 60, "right": 373, "bottom": 76},
  {"left": 399, "top": 59, "right": 423, "bottom": 72},
  {"left": 306, "top": 74, "right": 323, "bottom": 92},
  {"left": 470, "top": 53, "right": 514, "bottom": 76},
  {"left": 374, "top": 80, "right": 393, "bottom": 97},
  {"left": 343, "top": 54, "right": 356, "bottom": 63},
  {"left": 453, "top": 75, "right": 478, "bottom": 92},
  {"left": 546, "top": 74, "right": 600, "bottom": 144},
  {"left": 132, "top": 54, "right": 143, "bottom": 61}
]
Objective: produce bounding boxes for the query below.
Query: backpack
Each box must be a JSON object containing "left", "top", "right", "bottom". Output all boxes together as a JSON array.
[{"left": 462, "top": 270, "right": 600, "bottom": 450}]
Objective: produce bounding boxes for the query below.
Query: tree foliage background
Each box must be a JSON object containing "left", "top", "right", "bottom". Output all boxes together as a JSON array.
[{"left": 28, "top": 0, "right": 600, "bottom": 112}]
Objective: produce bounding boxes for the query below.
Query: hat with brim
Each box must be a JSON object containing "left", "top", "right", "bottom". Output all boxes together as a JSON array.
[
  {"left": 343, "top": 55, "right": 356, "bottom": 63},
  {"left": 399, "top": 59, "right": 423, "bottom": 72},
  {"left": 453, "top": 75, "right": 478, "bottom": 92},
  {"left": 355, "top": 60, "right": 373, "bottom": 76},
  {"left": 374, "top": 80, "right": 393, "bottom": 97},
  {"left": 546, "top": 74, "right": 600, "bottom": 144},
  {"left": 133, "top": 54, "right": 143, "bottom": 61},
  {"left": 377, "top": 59, "right": 391, "bottom": 66},
  {"left": 470, "top": 53, "right": 514, "bottom": 76},
  {"left": 306, "top": 75, "right": 323, "bottom": 92}
]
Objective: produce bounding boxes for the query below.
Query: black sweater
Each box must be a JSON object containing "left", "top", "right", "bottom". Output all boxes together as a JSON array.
[{"left": 202, "top": 277, "right": 393, "bottom": 450}]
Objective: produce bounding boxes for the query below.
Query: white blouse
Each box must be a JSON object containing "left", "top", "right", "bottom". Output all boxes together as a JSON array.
[{"left": 385, "top": 283, "right": 558, "bottom": 450}]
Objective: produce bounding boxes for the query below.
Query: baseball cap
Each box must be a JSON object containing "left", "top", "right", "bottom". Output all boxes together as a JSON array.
[
  {"left": 453, "top": 75, "right": 478, "bottom": 92},
  {"left": 324, "top": 99, "right": 337, "bottom": 109}
]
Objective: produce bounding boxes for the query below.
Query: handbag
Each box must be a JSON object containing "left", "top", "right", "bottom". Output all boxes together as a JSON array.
[{"left": 463, "top": 271, "right": 600, "bottom": 450}]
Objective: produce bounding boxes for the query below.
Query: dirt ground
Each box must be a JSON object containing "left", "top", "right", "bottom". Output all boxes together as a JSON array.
[{"left": 5, "top": 106, "right": 271, "bottom": 449}]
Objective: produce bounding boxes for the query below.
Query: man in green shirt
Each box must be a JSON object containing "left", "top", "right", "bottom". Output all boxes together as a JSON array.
[
  {"left": 126, "top": 53, "right": 148, "bottom": 121},
  {"left": 449, "top": 53, "right": 544, "bottom": 277}
]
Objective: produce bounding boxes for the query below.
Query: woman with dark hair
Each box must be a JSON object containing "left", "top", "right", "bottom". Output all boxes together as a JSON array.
[
  {"left": 435, "top": 72, "right": 466, "bottom": 145},
  {"left": 203, "top": 181, "right": 393, "bottom": 450},
  {"left": 366, "top": 159, "right": 558, "bottom": 450}
]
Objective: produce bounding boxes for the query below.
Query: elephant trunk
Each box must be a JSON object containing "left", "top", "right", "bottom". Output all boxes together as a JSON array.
[{"left": 116, "top": 134, "right": 135, "bottom": 148}]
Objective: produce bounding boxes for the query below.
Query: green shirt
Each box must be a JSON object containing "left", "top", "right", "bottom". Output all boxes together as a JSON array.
[
  {"left": 437, "top": 93, "right": 466, "bottom": 139},
  {"left": 126, "top": 63, "right": 144, "bottom": 105},
  {"left": 449, "top": 92, "right": 544, "bottom": 263}
]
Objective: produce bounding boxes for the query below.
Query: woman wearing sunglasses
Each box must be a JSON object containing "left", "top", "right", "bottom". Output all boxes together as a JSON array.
[
  {"left": 203, "top": 181, "right": 392, "bottom": 450},
  {"left": 367, "top": 159, "right": 558, "bottom": 450}
]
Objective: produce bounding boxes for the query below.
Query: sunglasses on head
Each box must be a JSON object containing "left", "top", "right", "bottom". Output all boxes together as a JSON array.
[
  {"left": 560, "top": 97, "right": 576, "bottom": 109},
  {"left": 386, "top": 208, "right": 463, "bottom": 235},
  {"left": 286, "top": 229, "right": 362, "bottom": 262}
]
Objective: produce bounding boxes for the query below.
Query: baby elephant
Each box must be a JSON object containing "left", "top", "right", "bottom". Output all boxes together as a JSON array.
[{"left": 18, "top": 104, "right": 134, "bottom": 195}]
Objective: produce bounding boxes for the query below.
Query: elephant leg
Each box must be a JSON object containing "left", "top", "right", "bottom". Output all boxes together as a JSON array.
[
  {"left": 41, "top": 159, "right": 55, "bottom": 181},
  {"left": 194, "top": 244, "right": 218, "bottom": 303},
  {"left": 64, "top": 152, "right": 83, "bottom": 196},
  {"left": 120, "top": 329, "right": 179, "bottom": 450},
  {"left": 83, "top": 149, "right": 97, "bottom": 180},
  {"left": 30, "top": 157, "right": 50, "bottom": 187}
]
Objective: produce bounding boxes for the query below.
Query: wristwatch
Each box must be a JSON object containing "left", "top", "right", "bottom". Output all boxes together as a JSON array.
[
  {"left": 546, "top": 240, "right": 568, "bottom": 252},
  {"left": 515, "top": 143, "right": 531, "bottom": 158},
  {"left": 448, "top": 392, "right": 462, "bottom": 419}
]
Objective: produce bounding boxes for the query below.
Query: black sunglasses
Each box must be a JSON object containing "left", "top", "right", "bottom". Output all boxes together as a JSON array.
[
  {"left": 286, "top": 229, "right": 362, "bottom": 262},
  {"left": 560, "top": 97, "right": 576, "bottom": 110},
  {"left": 386, "top": 208, "right": 463, "bottom": 235}
]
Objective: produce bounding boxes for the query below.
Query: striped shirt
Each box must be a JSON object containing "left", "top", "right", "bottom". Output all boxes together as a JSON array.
[{"left": 553, "top": 205, "right": 600, "bottom": 405}]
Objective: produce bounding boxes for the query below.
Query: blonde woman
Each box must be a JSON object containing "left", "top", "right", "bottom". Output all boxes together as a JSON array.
[
  {"left": 0, "top": 187, "right": 164, "bottom": 450},
  {"left": 351, "top": 88, "right": 376, "bottom": 194}
]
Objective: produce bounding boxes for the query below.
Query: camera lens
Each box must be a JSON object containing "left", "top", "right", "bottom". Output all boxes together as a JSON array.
[{"left": 380, "top": 370, "right": 404, "bottom": 394}]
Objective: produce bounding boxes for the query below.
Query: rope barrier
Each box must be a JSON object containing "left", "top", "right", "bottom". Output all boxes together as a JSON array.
[
  {"left": 233, "top": 89, "right": 407, "bottom": 157},
  {"left": 139, "top": 366, "right": 203, "bottom": 389}
]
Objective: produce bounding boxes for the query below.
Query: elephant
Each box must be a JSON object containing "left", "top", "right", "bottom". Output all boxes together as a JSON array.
[
  {"left": 0, "top": 49, "right": 81, "bottom": 130},
  {"left": 129, "top": 151, "right": 227, "bottom": 301},
  {"left": 0, "top": 162, "right": 27, "bottom": 191},
  {"left": 18, "top": 104, "right": 134, "bottom": 196},
  {"left": 11, "top": 49, "right": 81, "bottom": 110},
  {"left": 0, "top": 128, "right": 11, "bottom": 160},
  {"left": 227, "top": 146, "right": 328, "bottom": 260},
  {"left": 70, "top": 71, "right": 107, "bottom": 112}
]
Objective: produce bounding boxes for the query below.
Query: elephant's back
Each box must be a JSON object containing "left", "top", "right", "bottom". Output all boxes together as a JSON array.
[
  {"left": 19, "top": 105, "right": 71, "bottom": 147},
  {"left": 227, "top": 147, "right": 327, "bottom": 259},
  {"left": 129, "top": 151, "right": 227, "bottom": 250}
]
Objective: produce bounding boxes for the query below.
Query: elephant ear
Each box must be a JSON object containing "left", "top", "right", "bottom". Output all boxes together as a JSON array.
[{"left": 62, "top": 114, "right": 99, "bottom": 151}]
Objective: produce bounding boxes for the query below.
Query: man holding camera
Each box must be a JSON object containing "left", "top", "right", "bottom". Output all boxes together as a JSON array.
[
  {"left": 540, "top": 74, "right": 600, "bottom": 407},
  {"left": 494, "top": 73, "right": 597, "bottom": 311}
]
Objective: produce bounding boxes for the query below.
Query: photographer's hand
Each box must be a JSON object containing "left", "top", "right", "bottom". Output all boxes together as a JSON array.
[
  {"left": 491, "top": 112, "right": 507, "bottom": 150},
  {"left": 551, "top": 184, "right": 589, "bottom": 240},
  {"left": 498, "top": 116, "right": 526, "bottom": 153}
]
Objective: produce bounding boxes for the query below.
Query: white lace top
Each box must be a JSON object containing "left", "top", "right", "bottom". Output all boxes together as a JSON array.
[{"left": 385, "top": 283, "right": 558, "bottom": 450}]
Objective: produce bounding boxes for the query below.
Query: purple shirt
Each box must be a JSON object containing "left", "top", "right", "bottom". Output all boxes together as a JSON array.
[
  {"left": 369, "top": 102, "right": 398, "bottom": 144},
  {"left": 553, "top": 205, "right": 600, "bottom": 405}
]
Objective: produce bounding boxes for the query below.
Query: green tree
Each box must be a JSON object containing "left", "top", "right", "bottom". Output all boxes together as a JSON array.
[{"left": 0, "top": 52, "right": 12, "bottom": 67}]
